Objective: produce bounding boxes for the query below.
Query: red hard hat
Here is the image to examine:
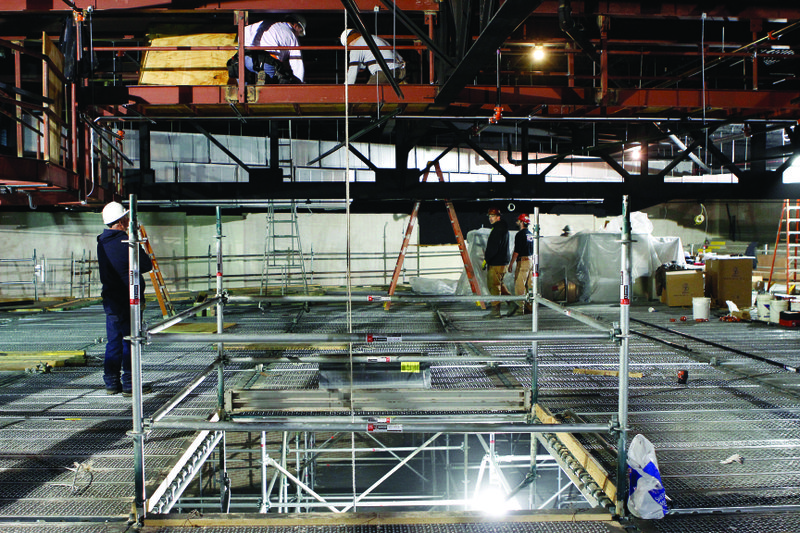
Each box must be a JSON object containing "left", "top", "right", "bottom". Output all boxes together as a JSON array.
[
  {"left": 487, "top": 208, "right": 501, "bottom": 216},
  {"left": 517, "top": 213, "right": 530, "bottom": 224}
]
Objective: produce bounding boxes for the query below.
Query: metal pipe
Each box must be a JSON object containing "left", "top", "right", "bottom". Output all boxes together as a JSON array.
[
  {"left": 259, "top": 431, "right": 268, "bottom": 513},
  {"left": 228, "top": 355, "right": 531, "bottom": 364},
  {"left": 149, "top": 361, "right": 217, "bottom": 424},
  {"left": 148, "top": 332, "right": 611, "bottom": 344},
  {"left": 215, "top": 206, "right": 225, "bottom": 410},
  {"left": 533, "top": 295, "right": 613, "bottom": 333},
  {"left": 146, "top": 296, "right": 223, "bottom": 335},
  {"left": 227, "top": 294, "right": 528, "bottom": 304},
  {"left": 340, "top": 432, "right": 442, "bottom": 512},
  {"left": 266, "top": 456, "right": 342, "bottom": 513},
  {"left": 128, "top": 193, "right": 147, "bottom": 524},
  {"left": 616, "top": 194, "right": 632, "bottom": 517},
  {"left": 149, "top": 419, "right": 611, "bottom": 433}
]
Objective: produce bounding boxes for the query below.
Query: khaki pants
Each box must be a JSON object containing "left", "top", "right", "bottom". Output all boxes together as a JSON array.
[
  {"left": 514, "top": 260, "right": 532, "bottom": 296},
  {"left": 487, "top": 265, "right": 510, "bottom": 308}
]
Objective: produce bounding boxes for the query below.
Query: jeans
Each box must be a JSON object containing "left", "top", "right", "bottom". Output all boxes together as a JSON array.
[
  {"left": 103, "top": 304, "right": 131, "bottom": 391},
  {"left": 244, "top": 54, "right": 276, "bottom": 78}
]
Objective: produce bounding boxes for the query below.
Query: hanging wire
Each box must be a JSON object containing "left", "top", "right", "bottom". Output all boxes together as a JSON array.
[
  {"left": 343, "top": 8, "right": 357, "bottom": 515},
  {"left": 701, "top": 13, "right": 708, "bottom": 165}
]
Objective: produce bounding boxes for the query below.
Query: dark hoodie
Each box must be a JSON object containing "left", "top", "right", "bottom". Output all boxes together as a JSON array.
[
  {"left": 97, "top": 228, "right": 152, "bottom": 314},
  {"left": 485, "top": 218, "right": 510, "bottom": 266}
]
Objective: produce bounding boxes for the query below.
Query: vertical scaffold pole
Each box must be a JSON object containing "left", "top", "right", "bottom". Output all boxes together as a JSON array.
[
  {"left": 128, "top": 193, "right": 147, "bottom": 523},
  {"left": 616, "top": 195, "right": 632, "bottom": 516},
  {"left": 215, "top": 206, "right": 225, "bottom": 408},
  {"left": 529, "top": 206, "right": 540, "bottom": 509}
]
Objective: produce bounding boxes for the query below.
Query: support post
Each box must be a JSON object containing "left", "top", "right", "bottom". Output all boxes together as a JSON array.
[
  {"left": 128, "top": 193, "right": 147, "bottom": 524},
  {"left": 616, "top": 195, "right": 632, "bottom": 517}
]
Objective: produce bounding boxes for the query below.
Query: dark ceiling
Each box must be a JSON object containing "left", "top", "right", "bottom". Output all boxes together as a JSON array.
[{"left": 1, "top": 1, "right": 800, "bottom": 214}]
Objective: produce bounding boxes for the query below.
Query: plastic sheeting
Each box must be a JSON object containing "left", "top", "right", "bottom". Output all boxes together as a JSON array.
[{"left": 445, "top": 229, "right": 684, "bottom": 303}]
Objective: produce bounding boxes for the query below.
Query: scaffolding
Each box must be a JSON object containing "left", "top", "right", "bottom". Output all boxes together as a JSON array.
[{"left": 120, "top": 194, "right": 633, "bottom": 525}]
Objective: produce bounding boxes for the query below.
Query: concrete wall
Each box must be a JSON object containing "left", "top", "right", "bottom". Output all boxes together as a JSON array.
[{"left": 0, "top": 199, "right": 786, "bottom": 299}]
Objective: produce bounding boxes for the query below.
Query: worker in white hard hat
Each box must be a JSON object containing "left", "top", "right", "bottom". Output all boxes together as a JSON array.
[
  {"left": 227, "top": 14, "right": 306, "bottom": 85},
  {"left": 507, "top": 213, "right": 534, "bottom": 316},
  {"left": 96, "top": 202, "right": 153, "bottom": 396},
  {"left": 340, "top": 28, "right": 405, "bottom": 85}
]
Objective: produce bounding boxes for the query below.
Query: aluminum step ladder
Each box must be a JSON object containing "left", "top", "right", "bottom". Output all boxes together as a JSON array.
[{"left": 260, "top": 201, "right": 308, "bottom": 295}]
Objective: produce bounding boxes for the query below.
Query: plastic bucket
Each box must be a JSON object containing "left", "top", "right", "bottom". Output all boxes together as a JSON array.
[
  {"left": 692, "top": 297, "right": 711, "bottom": 321},
  {"left": 757, "top": 293, "right": 773, "bottom": 321},
  {"left": 770, "top": 299, "right": 789, "bottom": 324}
]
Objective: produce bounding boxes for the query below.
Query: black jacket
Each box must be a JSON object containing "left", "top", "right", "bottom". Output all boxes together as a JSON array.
[
  {"left": 513, "top": 228, "right": 533, "bottom": 256},
  {"left": 97, "top": 229, "right": 152, "bottom": 314},
  {"left": 485, "top": 219, "right": 510, "bottom": 266}
]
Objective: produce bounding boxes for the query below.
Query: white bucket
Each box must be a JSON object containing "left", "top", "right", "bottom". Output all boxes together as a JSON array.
[
  {"left": 770, "top": 299, "right": 789, "bottom": 324},
  {"left": 692, "top": 297, "right": 711, "bottom": 321},
  {"left": 791, "top": 300, "right": 800, "bottom": 312},
  {"left": 757, "top": 293, "right": 773, "bottom": 321}
]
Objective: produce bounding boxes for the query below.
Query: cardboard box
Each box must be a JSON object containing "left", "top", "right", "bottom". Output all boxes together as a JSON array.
[
  {"left": 705, "top": 258, "right": 753, "bottom": 308},
  {"left": 661, "top": 270, "right": 704, "bottom": 306}
]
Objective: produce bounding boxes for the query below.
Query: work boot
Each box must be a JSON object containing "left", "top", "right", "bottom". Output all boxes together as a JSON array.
[
  {"left": 256, "top": 70, "right": 267, "bottom": 85},
  {"left": 522, "top": 303, "right": 533, "bottom": 315},
  {"left": 485, "top": 305, "right": 502, "bottom": 319},
  {"left": 507, "top": 302, "right": 520, "bottom": 317}
]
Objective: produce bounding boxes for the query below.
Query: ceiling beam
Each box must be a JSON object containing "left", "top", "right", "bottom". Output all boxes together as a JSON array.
[{"left": 434, "top": 0, "right": 543, "bottom": 106}]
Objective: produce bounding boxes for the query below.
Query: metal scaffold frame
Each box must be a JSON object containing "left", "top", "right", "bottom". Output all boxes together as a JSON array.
[{"left": 124, "top": 194, "right": 633, "bottom": 525}]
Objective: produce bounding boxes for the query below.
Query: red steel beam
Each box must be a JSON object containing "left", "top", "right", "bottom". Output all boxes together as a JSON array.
[{"left": 7, "top": 0, "right": 438, "bottom": 12}]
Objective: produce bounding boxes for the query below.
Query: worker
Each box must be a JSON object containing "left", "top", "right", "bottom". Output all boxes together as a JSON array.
[
  {"left": 340, "top": 29, "right": 405, "bottom": 84},
  {"left": 227, "top": 14, "right": 306, "bottom": 85},
  {"left": 560, "top": 225, "right": 571, "bottom": 237},
  {"left": 97, "top": 202, "right": 152, "bottom": 396},
  {"left": 484, "top": 207, "right": 511, "bottom": 318},
  {"left": 507, "top": 213, "right": 534, "bottom": 316}
]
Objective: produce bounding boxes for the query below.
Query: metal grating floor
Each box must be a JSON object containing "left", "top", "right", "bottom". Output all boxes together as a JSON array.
[{"left": 1, "top": 298, "right": 800, "bottom": 531}]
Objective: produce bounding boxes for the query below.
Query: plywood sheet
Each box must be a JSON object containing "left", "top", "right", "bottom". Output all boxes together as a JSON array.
[
  {"left": 42, "top": 32, "right": 63, "bottom": 163},
  {"left": 140, "top": 33, "right": 236, "bottom": 86},
  {"left": 162, "top": 321, "right": 236, "bottom": 333}
]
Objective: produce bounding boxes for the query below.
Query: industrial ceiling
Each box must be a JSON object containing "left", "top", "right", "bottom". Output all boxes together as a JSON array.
[{"left": 1, "top": 1, "right": 800, "bottom": 213}]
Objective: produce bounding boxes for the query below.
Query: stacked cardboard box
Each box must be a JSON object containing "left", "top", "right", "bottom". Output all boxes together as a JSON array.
[
  {"left": 704, "top": 258, "right": 753, "bottom": 308},
  {"left": 661, "top": 270, "right": 704, "bottom": 306}
]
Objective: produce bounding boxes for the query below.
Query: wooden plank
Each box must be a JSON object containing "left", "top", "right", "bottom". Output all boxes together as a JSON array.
[
  {"left": 572, "top": 368, "right": 644, "bottom": 378},
  {"left": 162, "top": 322, "right": 236, "bottom": 333},
  {"left": 140, "top": 33, "right": 236, "bottom": 86},
  {"left": 534, "top": 404, "right": 617, "bottom": 502},
  {"left": 0, "top": 350, "right": 86, "bottom": 370},
  {"left": 41, "top": 32, "right": 63, "bottom": 164},
  {"left": 146, "top": 509, "right": 615, "bottom": 526}
]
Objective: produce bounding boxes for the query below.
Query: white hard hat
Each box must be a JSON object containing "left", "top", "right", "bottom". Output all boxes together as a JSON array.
[
  {"left": 102, "top": 201, "right": 129, "bottom": 225},
  {"left": 340, "top": 28, "right": 355, "bottom": 46}
]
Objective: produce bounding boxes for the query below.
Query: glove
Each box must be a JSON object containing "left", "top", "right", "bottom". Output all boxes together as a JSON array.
[{"left": 481, "top": 260, "right": 487, "bottom": 270}]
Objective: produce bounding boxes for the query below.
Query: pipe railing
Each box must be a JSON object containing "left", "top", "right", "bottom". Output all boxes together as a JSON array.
[{"left": 127, "top": 194, "right": 632, "bottom": 520}]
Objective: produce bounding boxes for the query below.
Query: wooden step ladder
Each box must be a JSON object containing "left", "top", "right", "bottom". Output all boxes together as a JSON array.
[
  {"left": 768, "top": 199, "right": 800, "bottom": 293},
  {"left": 385, "top": 161, "right": 484, "bottom": 309},
  {"left": 139, "top": 225, "right": 175, "bottom": 317}
]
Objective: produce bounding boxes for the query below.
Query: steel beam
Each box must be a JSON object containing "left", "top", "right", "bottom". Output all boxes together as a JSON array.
[{"left": 435, "top": 0, "right": 543, "bottom": 106}]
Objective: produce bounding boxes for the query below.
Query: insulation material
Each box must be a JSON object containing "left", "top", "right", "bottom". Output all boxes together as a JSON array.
[
  {"left": 455, "top": 229, "right": 684, "bottom": 303},
  {"left": 140, "top": 33, "right": 236, "bottom": 85}
]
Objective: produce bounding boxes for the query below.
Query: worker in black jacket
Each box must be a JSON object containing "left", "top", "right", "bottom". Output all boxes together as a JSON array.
[
  {"left": 484, "top": 207, "right": 511, "bottom": 318},
  {"left": 97, "top": 202, "right": 152, "bottom": 396}
]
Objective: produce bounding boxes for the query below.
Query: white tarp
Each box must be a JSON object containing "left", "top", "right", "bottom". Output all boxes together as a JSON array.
[{"left": 450, "top": 229, "right": 684, "bottom": 303}]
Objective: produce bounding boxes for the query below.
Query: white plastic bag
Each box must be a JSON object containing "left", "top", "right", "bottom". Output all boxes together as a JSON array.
[{"left": 627, "top": 434, "right": 668, "bottom": 519}]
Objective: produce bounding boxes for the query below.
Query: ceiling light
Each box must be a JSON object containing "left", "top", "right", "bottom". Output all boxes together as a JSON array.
[{"left": 532, "top": 46, "right": 545, "bottom": 61}]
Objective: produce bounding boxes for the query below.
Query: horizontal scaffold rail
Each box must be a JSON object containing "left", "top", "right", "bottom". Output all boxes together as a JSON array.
[
  {"left": 148, "top": 418, "right": 612, "bottom": 434},
  {"left": 147, "top": 331, "right": 613, "bottom": 344}
]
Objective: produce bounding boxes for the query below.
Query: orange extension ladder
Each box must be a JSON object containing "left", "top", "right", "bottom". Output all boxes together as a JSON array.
[
  {"left": 385, "top": 161, "right": 484, "bottom": 309},
  {"left": 139, "top": 225, "right": 175, "bottom": 317},
  {"left": 768, "top": 199, "right": 800, "bottom": 293}
]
